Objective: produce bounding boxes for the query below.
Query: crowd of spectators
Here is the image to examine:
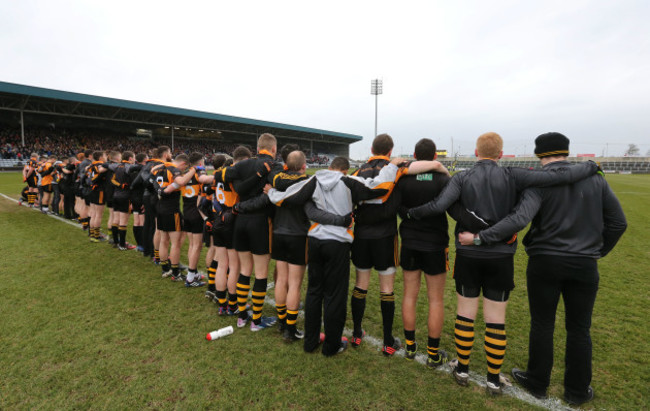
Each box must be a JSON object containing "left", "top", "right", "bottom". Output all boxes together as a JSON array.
[
  {"left": 307, "top": 154, "right": 331, "bottom": 165},
  {"left": 0, "top": 126, "right": 245, "bottom": 162}
]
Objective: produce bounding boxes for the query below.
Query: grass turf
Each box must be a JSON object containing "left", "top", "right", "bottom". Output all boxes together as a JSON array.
[{"left": 0, "top": 172, "right": 648, "bottom": 409}]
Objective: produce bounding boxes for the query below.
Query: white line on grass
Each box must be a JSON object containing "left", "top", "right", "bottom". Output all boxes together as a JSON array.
[{"left": 0, "top": 192, "right": 574, "bottom": 411}]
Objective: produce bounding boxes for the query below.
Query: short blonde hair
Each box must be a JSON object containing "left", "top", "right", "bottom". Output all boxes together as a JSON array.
[
  {"left": 257, "top": 133, "right": 277, "bottom": 152},
  {"left": 476, "top": 132, "right": 503, "bottom": 159}
]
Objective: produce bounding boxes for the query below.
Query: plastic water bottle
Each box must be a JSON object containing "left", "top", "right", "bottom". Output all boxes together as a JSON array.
[{"left": 206, "top": 326, "right": 234, "bottom": 340}]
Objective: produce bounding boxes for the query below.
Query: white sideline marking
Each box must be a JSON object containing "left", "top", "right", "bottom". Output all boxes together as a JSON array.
[{"left": 1, "top": 192, "right": 573, "bottom": 410}]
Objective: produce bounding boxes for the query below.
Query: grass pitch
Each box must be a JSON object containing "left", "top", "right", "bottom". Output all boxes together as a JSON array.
[{"left": 0, "top": 172, "right": 648, "bottom": 410}]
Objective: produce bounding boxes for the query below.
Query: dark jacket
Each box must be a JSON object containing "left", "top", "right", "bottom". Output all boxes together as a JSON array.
[
  {"left": 408, "top": 160, "right": 599, "bottom": 256},
  {"left": 477, "top": 161, "right": 627, "bottom": 258}
]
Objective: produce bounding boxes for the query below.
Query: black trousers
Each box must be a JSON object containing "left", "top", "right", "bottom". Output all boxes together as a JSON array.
[
  {"left": 62, "top": 184, "right": 75, "bottom": 218},
  {"left": 142, "top": 193, "right": 157, "bottom": 257},
  {"left": 303, "top": 238, "right": 351, "bottom": 356},
  {"left": 526, "top": 254, "right": 599, "bottom": 399},
  {"left": 51, "top": 184, "right": 61, "bottom": 213}
]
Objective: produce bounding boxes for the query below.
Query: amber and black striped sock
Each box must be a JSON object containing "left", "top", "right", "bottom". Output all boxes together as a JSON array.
[
  {"left": 236, "top": 274, "right": 251, "bottom": 319},
  {"left": 286, "top": 309, "right": 299, "bottom": 333},
  {"left": 216, "top": 290, "right": 227, "bottom": 309},
  {"left": 485, "top": 323, "right": 506, "bottom": 384},
  {"left": 207, "top": 260, "right": 217, "bottom": 293},
  {"left": 153, "top": 249, "right": 160, "bottom": 263},
  {"left": 380, "top": 292, "right": 395, "bottom": 346},
  {"left": 171, "top": 263, "right": 180, "bottom": 277},
  {"left": 276, "top": 303, "right": 287, "bottom": 325},
  {"left": 251, "top": 278, "right": 268, "bottom": 325},
  {"left": 228, "top": 292, "right": 238, "bottom": 312},
  {"left": 118, "top": 225, "right": 127, "bottom": 247},
  {"left": 455, "top": 315, "right": 475, "bottom": 373},
  {"left": 351, "top": 287, "right": 367, "bottom": 338},
  {"left": 404, "top": 329, "right": 416, "bottom": 350},
  {"left": 427, "top": 336, "right": 441, "bottom": 361}
]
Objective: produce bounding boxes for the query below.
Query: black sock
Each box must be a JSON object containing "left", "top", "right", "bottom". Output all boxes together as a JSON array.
[
  {"left": 119, "top": 226, "right": 127, "bottom": 247},
  {"left": 111, "top": 224, "right": 119, "bottom": 242},
  {"left": 427, "top": 336, "right": 441, "bottom": 361},
  {"left": 351, "top": 287, "right": 367, "bottom": 337},
  {"left": 171, "top": 263, "right": 180, "bottom": 277},
  {"left": 161, "top": 260, "right": 171, "bottom": 273},
  {"left": 404, "top": 329, "right": 416, "bottom": 349},
  {"left": 380, "top": 292, "right": 395, "bottom": 346},
  {"left": 133, "top": 226, "right": 143, "bottom": 246}
]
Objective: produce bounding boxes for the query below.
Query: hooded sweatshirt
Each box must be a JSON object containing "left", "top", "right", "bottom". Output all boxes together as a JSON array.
[{"left": 267, "top": 164, "right": 400, "bottom": 243}]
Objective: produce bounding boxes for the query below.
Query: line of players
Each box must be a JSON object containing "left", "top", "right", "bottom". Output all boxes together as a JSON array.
[{"left": 19, "top": 131, "right": 616, "bottom": 400}]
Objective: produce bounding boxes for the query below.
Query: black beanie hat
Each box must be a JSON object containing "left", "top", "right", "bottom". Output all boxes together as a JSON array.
[{"left": 534, "top": 132, "right": 570, "bottom": 158}]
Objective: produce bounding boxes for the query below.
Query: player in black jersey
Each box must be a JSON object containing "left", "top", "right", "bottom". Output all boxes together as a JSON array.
[
  {"left": 181, "top": 152, "right": 208, "bottom": 287},
  {"left": 350, "top": 133, "right": 449, "bottom": 355},
  {"left": 87, "top": 151, "right": 109, "bottom": 242},
  {"left": 74, "top": 150, "right": 93, "bottom": 231},
  {"left": 128, "top": 153, "right": 148, "bottom": 251},
  {"left": 23, "top": 153, "right": 39, "bottom": 207},
  {"left": 105, "top": 151, "right": 121, "bottom": 245},
  {"left": 395, "top": 139, "right": 488, "bottom": 367},
  {"left": 152, "top": 152, "right": 193, "bottom": 280},
  {"left": 212, "top": 134, "right": 281, "bottom": 331},
  {"left": 110, "top": 151, "right": 136, "bottom": 250}
]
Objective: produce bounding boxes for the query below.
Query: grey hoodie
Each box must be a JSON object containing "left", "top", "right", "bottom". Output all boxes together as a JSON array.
[{"left": 268, "top": 164, "right": 399, "bottom": 243}]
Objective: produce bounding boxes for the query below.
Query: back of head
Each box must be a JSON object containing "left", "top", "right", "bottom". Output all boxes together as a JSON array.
[
  {"left": 212, "top": 154, "right": 227, "bottom": 169},
  {"left": 92, "top": 151, "right": 104, "bottom": 161},
  {"left": 83, "top": 149, "right": 93, "bottom": 159},
  {"left": 158, "top": 145, "right": 171, "bottom": 160},
  {"left": 257, "top": 133, "right": 277, "bottom": 153},
  {"left": 534, "top": 132, "right": 570, "bottom": 159},
  {"left": 476, "top": 132, "right": 503, "bottom": 159},
  {"left": 31, "top": 152, "right": 38, "bottom": 159},
  {"left": 286, "top": 150, "right": 306, "bottom": 171},
  {"left": 109, "top": 151, "right": 121, "bottom": 162},
  {"left": 150, "top": 148, "right": 159, "bottom": 159},
  {"left": 175, "top": 153, "right": 189, "bottom": 166},
  {"left": 122, "top": 151, "right": 135, "bottom": 162},
  {"left": 76, "top": 152, "right": 85, "bottom": 161},
  {"left": 414, "top": 138, "right": 437, "bottom": 161},
  {"left": 233, "top": 146, "right": 252, "bottom": 162},
  {"left": 329, "top": 157, "right": 350, "bottom": 173},
  {"left": 189, "top": 152, "right": 204, "bottom": 166},
  {"left": 372, "top": 133, "right": 394, "bottom": 156},
  {"left": 135, "top": 153, "right": 147, "bottom": 163},
  {"left": 280, "top": 143, "right": 300, "bottom": 163}
]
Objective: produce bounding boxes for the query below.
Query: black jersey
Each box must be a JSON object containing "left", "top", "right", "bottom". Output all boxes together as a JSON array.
[
  {"left": 111, "top": 161, "right": 132, "bottom": 200},
  {"left": 182, "top": 172, "right": 204, "bottom": 216},
  {"left": 152, "top": 162, "right": 182, "bottom": 213},
  {"left": 394, "top": 172, "right": 450, "bottom": 252},
  {"left": 87, "top": 161, "right": 109, "bottom": 191}
]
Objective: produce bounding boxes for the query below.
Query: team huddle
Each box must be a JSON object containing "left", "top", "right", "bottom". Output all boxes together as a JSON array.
[{"left": 20, "top": 131, "right": 626, "bottom": 405}]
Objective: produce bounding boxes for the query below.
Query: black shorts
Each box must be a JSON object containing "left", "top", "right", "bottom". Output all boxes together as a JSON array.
[
  {"left": 106, "top": 200, "right": 113, "bottom": 208},
  {"left": 400, "top": 247, "right": 448, "bottom": 275},
  {"left": 157, "top": 211, "right": 183, "bottom": 232},
  {"left": 233, "top": 214, "right": 270, "bottom": 255},
  {"left": 113, "top": 196, "right": 130, "bottom": 213},
  {"left": 453, "top": 254, "right": 514, "bottom": 302},
  {"left": 41, "top": 184, "right": 53, "bottom": 193},
  {"left": 89, "top": 190, "right": 106, "bottom": 205},
  {"left": 26, "top": 176, "right": 38, "bottom": 188},
  {"left": 272, "top": 233, "right": 307, "bottom": 266},
  {"left": 213, "top": 210, "right": 236, "bottom": 249},
  {"left": 183, "top": 211, "right": 204, "bottom": 234},
  {"left": 131, "top": 198, "right": 144, "bottom": 214},
  {"left": 351, "top": 235, "right": 399, "bottom": 271}
]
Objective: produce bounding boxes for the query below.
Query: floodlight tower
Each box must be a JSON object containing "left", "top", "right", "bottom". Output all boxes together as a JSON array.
[{"left": 371, "top": 79, "right": 383, "bottom": 138}]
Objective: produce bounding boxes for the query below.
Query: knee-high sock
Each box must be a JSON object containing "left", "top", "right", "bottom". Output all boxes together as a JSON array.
[
  {"left": 228, "top": 292, "right": 238, "bottom": 312},
  {"left": 286, "top": 309, "right": 299, "bottom": 332},
  {"left": 455, "top": 315, "right": 475, "bottom": 373},
  {"left": 276, "top": 304, "right": 287, "bottom": 325},
  {"left": 207, "top": 260, "right": 217, "bottom": 293},
  {"left": 427, "top": 336, "right": 441, "bottom": 361},
  {"left": 251, "top": 278, "right": 268, "bottom": 325},
  {"left": 380, "top": 292, "right": 395, "bottom": 346},
  {"left": 119, "top": 225, "right": 127, "bottom": 247},
  {"left": 485, "top": 322, "right": 506, "bottom": 384},
  {"left": 133, "top": 226, "right": 143, "bottom": 246},
  {"left": 236, "top": 274, "right": 251, "bottom": 319},
  {"left": 351, "top": 287, "right": 367, "bottom": 337}
]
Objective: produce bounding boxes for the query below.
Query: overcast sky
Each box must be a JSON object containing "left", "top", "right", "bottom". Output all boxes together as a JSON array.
[{"left": 1, "top": 0, "right": 649, "bottom": 158}]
